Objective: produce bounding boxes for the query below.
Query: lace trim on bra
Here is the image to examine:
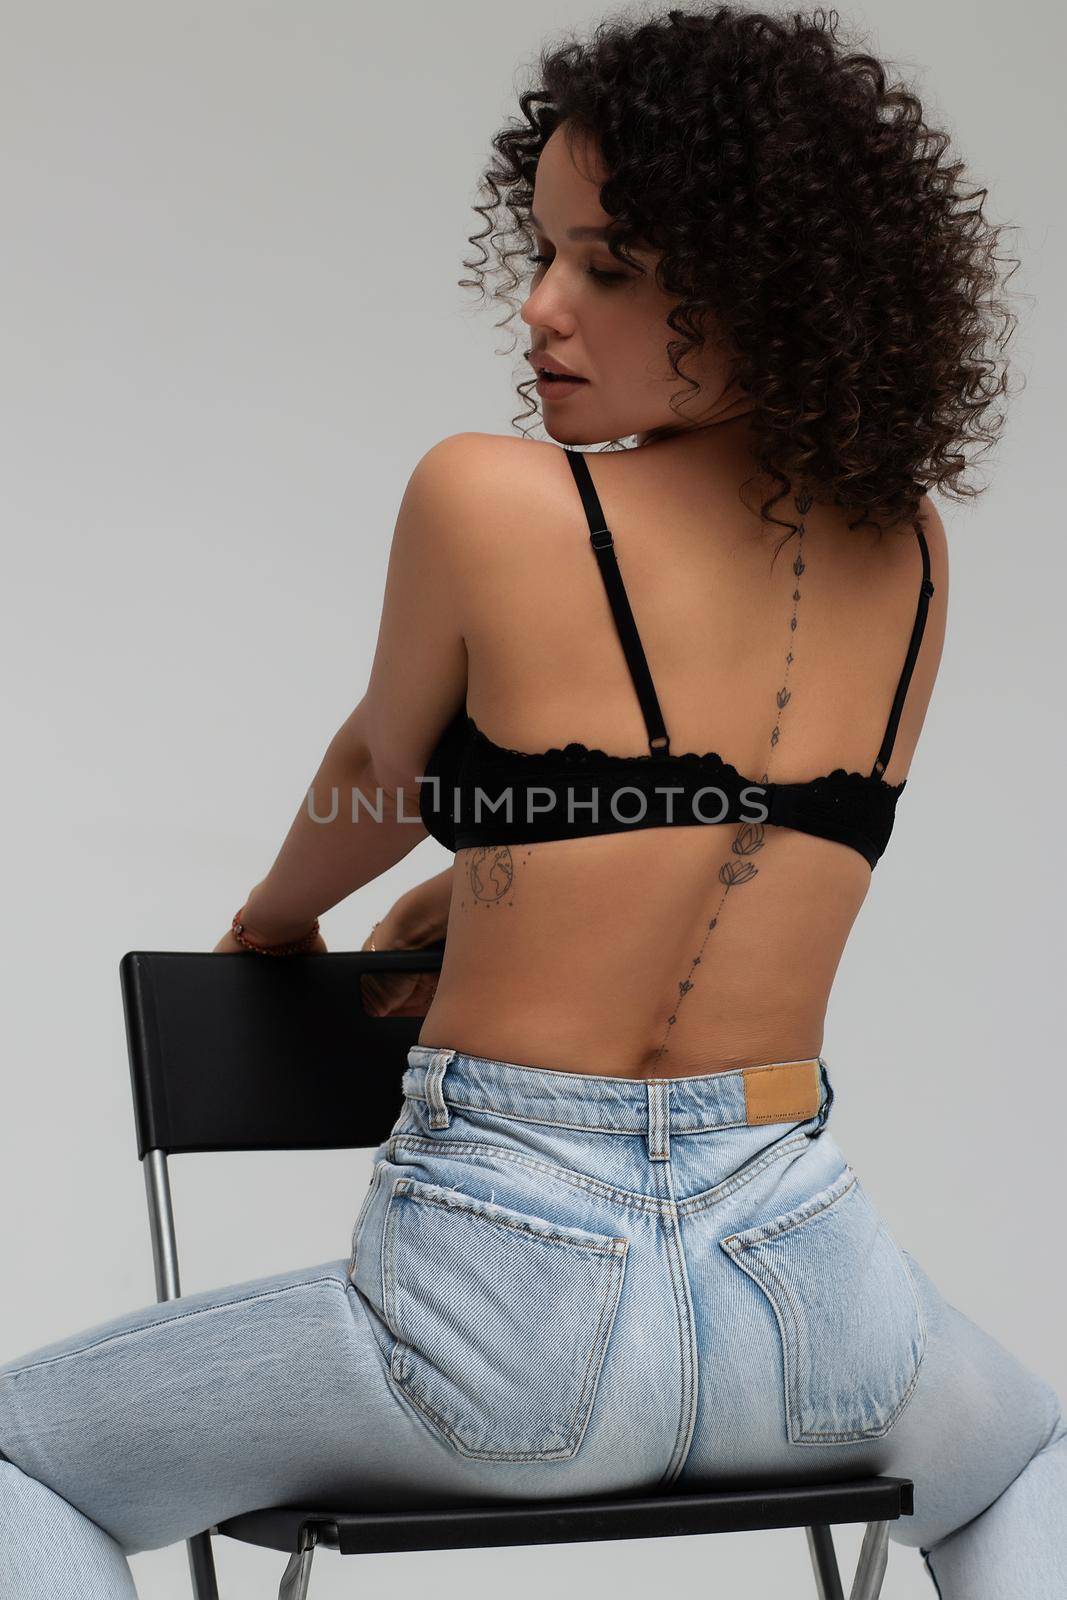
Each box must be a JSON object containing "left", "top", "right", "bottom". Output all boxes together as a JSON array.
[{"left": 462, "top": 713, "right": 906, "bottom": 796}]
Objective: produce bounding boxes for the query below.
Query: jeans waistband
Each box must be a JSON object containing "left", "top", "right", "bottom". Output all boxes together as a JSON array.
[{"left": 401, "top": 1045, "right": 834, "bottom": 1154}]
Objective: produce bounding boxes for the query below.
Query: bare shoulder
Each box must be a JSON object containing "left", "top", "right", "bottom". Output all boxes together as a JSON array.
[
  {"left": 393, "top": 434, "right": 567, "bottom": 641},
  {"left": 406, "top": 432, "right": 559, "bottom": 531},
  {"left": 414, "top": 431, "right": 559, "bottom": 478},
  {"left": 880, "top": 492, "right": 951, "bottom": 781},
  {"left": 917, "top": 492, "right": 949, "bottom": 598},
  {"left": 413, "top": 432, "right": 564, "bottom": 524},
  {"left": 908, "top": 492, "right": 950, "bottom": 683},
  {"left": 408, "top": 434, "right": 577, "bottom": 598},
  {"left": 877, "top": 491, "right": 950, "bottom": 657}
]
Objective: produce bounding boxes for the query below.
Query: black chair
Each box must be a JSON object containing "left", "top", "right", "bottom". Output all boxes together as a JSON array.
[{"left": 119, "top": 949, "right": 914, "bottom": 1600}]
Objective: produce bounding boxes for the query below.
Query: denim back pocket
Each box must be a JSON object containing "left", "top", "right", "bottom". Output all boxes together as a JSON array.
[
  {"left": 379, "top": 1174, "right": 628, "bottom": 1461},
  {"left": 719, "top": 1164, "right": 926, "bottom": 1445}
]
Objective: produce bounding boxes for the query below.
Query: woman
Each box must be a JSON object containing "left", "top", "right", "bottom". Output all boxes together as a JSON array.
[{"left": 1, "top": 8, "right": 1062, "bottom": 1597}]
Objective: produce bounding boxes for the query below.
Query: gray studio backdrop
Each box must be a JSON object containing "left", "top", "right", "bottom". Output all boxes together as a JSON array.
[{"left": 0, "top": 3, "right": 1063, "bottom": 1596}]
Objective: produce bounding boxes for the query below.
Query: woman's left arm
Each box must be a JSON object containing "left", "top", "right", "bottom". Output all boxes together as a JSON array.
[{"left": 215, "top": 434, "right": 481, "bottom": 951}]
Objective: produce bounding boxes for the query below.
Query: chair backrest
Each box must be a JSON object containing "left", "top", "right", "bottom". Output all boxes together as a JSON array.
[{"left": 119, "top": 949, "right": 444, "bottom": 1158}]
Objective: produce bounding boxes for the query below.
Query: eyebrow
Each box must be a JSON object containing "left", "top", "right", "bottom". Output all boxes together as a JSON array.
[{"left": 528, "top": 210, "right": 616, "bottom": 241}]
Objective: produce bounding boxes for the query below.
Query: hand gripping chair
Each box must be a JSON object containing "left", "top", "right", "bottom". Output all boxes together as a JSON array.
[{"left": 119, "top": 948, "right": 914, "bottom": 1600}]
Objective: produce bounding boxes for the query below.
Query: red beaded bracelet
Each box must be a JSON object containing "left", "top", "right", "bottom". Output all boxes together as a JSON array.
[{"left": 231, "top": 908, "right": 320, "bottom": 956}]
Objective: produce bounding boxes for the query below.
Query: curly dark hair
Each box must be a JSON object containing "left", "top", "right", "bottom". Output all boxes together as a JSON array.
[{"left": 459, "top": 4, "right": 1022, "bottom": 540}]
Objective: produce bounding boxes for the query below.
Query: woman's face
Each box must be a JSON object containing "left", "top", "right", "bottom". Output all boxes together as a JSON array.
[{"left": 520, "top": 123, "right": 753, "bottom": 449}]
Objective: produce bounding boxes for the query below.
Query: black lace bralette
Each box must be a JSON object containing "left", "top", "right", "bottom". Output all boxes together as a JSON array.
[{"left": 419, "top": 448, "right": 934, "bottom": 872}]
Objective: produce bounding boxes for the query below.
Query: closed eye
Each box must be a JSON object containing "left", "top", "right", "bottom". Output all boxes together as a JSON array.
[{"left": 526, "top": 254, "right": 629, "bottom": 286}]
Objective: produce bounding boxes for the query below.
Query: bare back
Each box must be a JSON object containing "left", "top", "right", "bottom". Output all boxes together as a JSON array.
[{"left": 418, "top": 425, "right": 948, "bottom": 1077}]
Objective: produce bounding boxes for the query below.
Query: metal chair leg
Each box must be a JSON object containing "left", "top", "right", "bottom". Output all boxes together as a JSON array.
[
  {"left": 143, "top": 1152, "right": 221, "bottom": 1600},
  {"left": 806, "top": 1523, "right": 845, "bottom": 1600},
  {"left": 278, "top": 1526, "right": 318, "bottom": 1600},
  {"left": 848, "top": 1520, "right": 890, "bottom": 1600},
  {"left": 185, "top": 1530, "right": 219, "bottom": 1600}
]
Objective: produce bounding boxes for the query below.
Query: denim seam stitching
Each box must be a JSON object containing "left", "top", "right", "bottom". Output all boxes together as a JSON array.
[
  {"left": 388, "top": 1133, "right": 658, "bottom": 1210},
  {"left": 660, "top": 1166, "right": 698, "bottom": 1485},
  {"left": 402, "top": 1091, "right": 753, "bottom": 1136},
  {"left": 721, "top": 1169, "right": 857, "bottom": 1248},
  {"left": 683, "top": 1136, "right": 816, "bottom": 1216},
  {"left": 900, "top": 1249, "right": 930, "bottom": 1365},
  {"left": 658, "top": 1199, "right": 687, "bottom": 1482},
  {"left": 390, "top": 1177, "right": 628, "bottom": 1255},
  {"left": 387, "top": 1343, "right": 577, "bottom": 1461},
  {"left": 0, "top": 1276, "right": 347, "bottom": 1377},
  {"left": 722, "top": 1241, "right": 801, "bottom": 1443},
  {"left": 347, "top": 1163, "right": 385, "bottom": 1278},
  {"left": 564, "top": 1248, "right": 628, "bottom": 1458},
  {"left": 386, "top": 1131, "right": 813, "bottom": 1216}
]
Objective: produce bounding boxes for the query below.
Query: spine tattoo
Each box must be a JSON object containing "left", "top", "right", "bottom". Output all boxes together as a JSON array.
[{"left": 648, "top": 488, "right": 812, "bottom": 1067}]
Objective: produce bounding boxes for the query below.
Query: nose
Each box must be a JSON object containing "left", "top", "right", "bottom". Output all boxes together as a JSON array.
[
  {"left": 521, "top": 304, "right": 576, "bottom": 345},
  {"left": 520, "top": 271, "right": 576, "bottom": 336}
]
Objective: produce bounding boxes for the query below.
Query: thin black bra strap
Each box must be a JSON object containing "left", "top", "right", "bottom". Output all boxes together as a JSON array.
[
  {"left": 564, "top": 448, "right": 671, "bottom": 754},
  {"left": 870, "top": 522, "right": 936, "bottom": 779}
]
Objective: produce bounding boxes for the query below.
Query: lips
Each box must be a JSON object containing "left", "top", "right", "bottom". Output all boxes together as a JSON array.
[{"left": 532, "top": 354, "right": 587, "bottom": 380}]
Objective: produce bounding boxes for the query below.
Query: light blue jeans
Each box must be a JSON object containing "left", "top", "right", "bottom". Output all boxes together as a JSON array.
[{"left": 1, "top": 1044, "right": 1064, "bottom": 1598}]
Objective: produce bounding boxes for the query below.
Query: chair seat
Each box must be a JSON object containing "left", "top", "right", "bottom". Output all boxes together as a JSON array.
[{"left": 215, "top": 1475, "right": 914, "bottom": 1556}]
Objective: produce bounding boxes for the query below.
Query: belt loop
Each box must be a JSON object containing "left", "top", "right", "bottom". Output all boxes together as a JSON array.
[
  {"left": 424, "top": 1047, "right": 456, "bottom": 1130},
  {"left": 646, "top": 1080, "right": 670, "bottom": 1161},
  {"left": 805, "top": 1058, "right": 834, "bottom": 1139}
]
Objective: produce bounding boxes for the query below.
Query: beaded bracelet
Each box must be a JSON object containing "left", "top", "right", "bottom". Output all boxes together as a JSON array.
[{"left": 231, "top": 908, "right": 320, "bottom": 956}]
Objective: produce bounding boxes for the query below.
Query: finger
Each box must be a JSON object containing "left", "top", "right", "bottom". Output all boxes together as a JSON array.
[
  {"left": 360, "top": 974, "right": 417, "bottom": 1017},
  {"left": 389, "top": 977, "right": 439, "bottom": 1017}
]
